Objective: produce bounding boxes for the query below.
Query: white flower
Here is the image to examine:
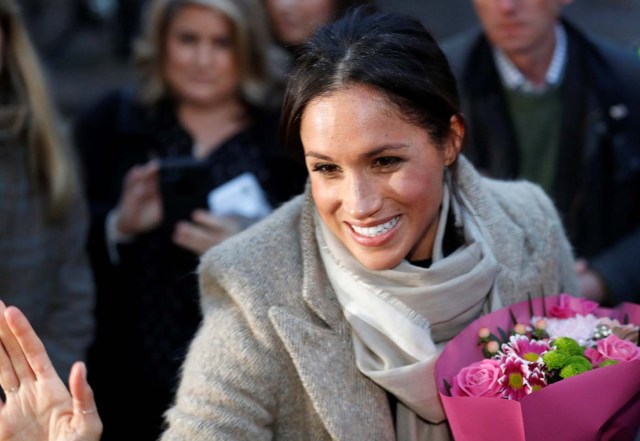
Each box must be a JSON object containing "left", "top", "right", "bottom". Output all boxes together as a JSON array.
[{"left": 531, "top": 314, "right": 600, "bottom": 345}]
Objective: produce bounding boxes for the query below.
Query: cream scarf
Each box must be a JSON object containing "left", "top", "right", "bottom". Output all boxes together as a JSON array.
[{"left": 314, "top": 182, "right": 502, "bottom": 441}]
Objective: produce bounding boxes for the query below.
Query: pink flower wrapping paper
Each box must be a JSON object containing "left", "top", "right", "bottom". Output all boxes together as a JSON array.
[{"left": 435, "top": 296, "right": 640, "bottom": 441}]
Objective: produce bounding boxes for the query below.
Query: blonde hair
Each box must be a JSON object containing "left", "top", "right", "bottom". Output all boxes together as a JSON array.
[
  {"left": 0, "top": 0, "right": 79, "bottom": 220},
  {"left": 134, "top": 0, "right": 279, "bottom": 108}
]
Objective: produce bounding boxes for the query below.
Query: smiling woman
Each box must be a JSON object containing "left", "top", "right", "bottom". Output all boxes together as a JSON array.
[
  {"left": 157, "top": 6, "right": 578, "bottom": 440},
  {"left": 0, "top": 6, "right": 582, "bottom": 441},
  {"left": 301, "top": 86, "right": 462, "bottom": 270}
]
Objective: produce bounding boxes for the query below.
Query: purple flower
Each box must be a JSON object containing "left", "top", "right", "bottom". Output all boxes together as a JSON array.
[
  {"left": 499, "top": 354, "right": 532, "bottom": 401},
  {"left": 501, "top": 335, "right": 550, "bottom": 367},
  {"left": 527, "top": 368, "right": 547, "bottom": 393}
]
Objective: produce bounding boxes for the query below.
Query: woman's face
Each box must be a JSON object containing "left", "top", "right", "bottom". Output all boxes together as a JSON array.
[
  {"left": 163, "top": 4, "right": 240, "bottom": 107},
  {"left": 301, "top": 85, "right": 460, "bottom": 270},
  {"left": 266, "top": 0, "right": 336, "bottom": 47}
]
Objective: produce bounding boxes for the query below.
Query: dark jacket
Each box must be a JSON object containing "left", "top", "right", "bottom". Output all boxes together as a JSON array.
[
  {"left": 73, "top": 88, "right": 307, "bottom": 441},
  {"left": 442, "top": 20, "right": 640, "bottom": 303}
]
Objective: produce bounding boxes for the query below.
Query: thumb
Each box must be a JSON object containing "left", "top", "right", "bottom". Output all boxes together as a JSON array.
[
  {"left": 70, "top": 361, "right": 99, "bottom": 419},
  {"left": 70, "top": 361, "right": 103, "bottom": 439}
]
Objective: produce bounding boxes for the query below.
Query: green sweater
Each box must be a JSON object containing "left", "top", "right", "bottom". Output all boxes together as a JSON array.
[{"left": 503, "top": 86, "right": 562, "bottom": 194}]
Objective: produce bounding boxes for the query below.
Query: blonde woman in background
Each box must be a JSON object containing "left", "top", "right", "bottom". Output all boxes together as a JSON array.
[
  {"left": 0, "top": 0, "right": 94, "bottom": 389},
  {"left": 72, "top": 0, "right": 306, "bottom": 439}
]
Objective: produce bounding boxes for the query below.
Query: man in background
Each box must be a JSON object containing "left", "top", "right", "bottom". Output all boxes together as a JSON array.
[{"left": 443, "top": 0, "right": 640, "bottom": 304}]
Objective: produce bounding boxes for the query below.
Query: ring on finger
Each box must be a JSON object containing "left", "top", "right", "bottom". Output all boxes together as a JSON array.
[
  {"left": 74, "top": 407, "right": 98, "bottom": 415},
  {"left": 3, "top": 386, "right": 18, "bottom": 394}
]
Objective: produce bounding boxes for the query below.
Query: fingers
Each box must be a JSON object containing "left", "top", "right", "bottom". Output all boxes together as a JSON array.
[
  {"left": 192, "top": 211, "right": 245, "bottom": 236},
  {"left": 123, "top": 162, "right": 160, "bottom": 201},
  {"left": 172, "top": 213, "right": 242, "bottom": 255},
  {"left": 190, "top": 210, "right": 228, "bottom": 230},
  {"left": 4, "top": 305, "right": 55, "bottom": 381},
  {"left": 172, "top": 221, "right": 221, "bottom": 255},
  {"left": 0, "top": 306, "right": 20, "bottom": 394},
  {"left": 0, "top": 302, "right": 34, "bottom": 393},
  {"left": 117, "top": 161, "right": 163, "bottom": 234},
  {"left": 575, "top": 258, "right": 588, "bottom": 274}
]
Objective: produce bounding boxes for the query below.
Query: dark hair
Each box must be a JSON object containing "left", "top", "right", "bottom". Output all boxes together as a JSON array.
[
  {"left": 282, "top": 7, "right": 464, "bottom": 155},
  {"left": 334, "top": 0, "right": 372, "bottom": 18}
]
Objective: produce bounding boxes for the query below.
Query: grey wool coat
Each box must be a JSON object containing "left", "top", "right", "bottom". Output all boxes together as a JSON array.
[{"left": 160, "top": 156, "right": 578, "bottom": 441}]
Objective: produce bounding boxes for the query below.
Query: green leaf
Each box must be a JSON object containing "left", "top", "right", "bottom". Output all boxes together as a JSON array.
[
  {"left": 498, "top": 327, "right": 509, "bottom": 343},
  {"left": 509, "top": 308, "right": 518, "bottom": 326},
  {"left": 443, "top": 378, "right": 452, "bottom": 397}
]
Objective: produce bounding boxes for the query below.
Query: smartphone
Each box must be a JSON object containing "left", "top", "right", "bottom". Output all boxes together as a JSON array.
[{"left": 159, "top": 157, "right": 212, "bottom": 229}]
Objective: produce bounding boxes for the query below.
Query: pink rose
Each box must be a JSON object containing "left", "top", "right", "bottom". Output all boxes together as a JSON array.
[
  {"left": 547, "top": 294, "right": 598, "bottom": 319},
  {"left": 450, "top": 359, "right": 502, "bottom": 398},
  {"left": 584, "top": 347, "right": 605, "bottom": 368},
  {"left": 593, "top": 334, "right": 640, "bottom": 363}
]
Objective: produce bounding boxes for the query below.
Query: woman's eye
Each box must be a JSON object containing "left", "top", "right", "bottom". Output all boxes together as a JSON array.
[
  {"left": 311, "top": 163, "right": 340, "bottom": 175},
  {"left": 212, "top": 37, "right": 232, "bottom": 48},
  {"left": 374, "top": 157, "right": 403, "bottom": 168},
  {"left": 177, "top": 32, "right": 198, "bottom": 44}
]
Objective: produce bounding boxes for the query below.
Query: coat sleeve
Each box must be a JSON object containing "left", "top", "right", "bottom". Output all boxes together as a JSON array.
[
  {"left": 41, "top": 190, "right": 95, "bottom": 379},
  {"left": 589, "top": 227, "right": 640, "bottom": 304},
  {"left": 529, "top": 183, "right": 579, "bottom": 296},
  {"left": 160, "top": 258, "right": 283, "bottom": 441}
]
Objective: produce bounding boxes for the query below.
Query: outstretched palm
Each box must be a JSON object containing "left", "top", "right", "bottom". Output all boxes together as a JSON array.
[{"left": 0, "top": 302, "right": 102, "bottom": 441}]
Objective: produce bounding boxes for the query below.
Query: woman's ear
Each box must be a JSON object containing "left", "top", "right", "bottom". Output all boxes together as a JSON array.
[{"left": 444, "top": 115, "right": 465, "bottom": 166}]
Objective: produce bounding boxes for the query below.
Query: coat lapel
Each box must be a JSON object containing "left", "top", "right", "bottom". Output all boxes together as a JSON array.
[{"left": 270, "top": 192, "right": 395, "bottom": 441}]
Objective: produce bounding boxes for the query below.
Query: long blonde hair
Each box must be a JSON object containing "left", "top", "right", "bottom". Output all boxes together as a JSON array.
[
  {"left": 0, "top": 0, "right": 79, "bottom": 220},
  {"left": 134, "top": 0, "right": 280, "bottom": 108}
]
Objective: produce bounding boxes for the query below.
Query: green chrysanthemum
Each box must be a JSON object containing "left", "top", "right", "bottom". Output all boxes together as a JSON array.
[
  {"left": 542, "top": 350, "right": 571, "bottom": 370},
  {"left": 552, "top": 337, "right": 583, "bottom": 356},
  {"left": 559, "top": 355, "right": 592, "bottom": 379}
]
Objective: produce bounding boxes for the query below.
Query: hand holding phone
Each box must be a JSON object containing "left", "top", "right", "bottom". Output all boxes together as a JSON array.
[
  {"left": 159, "top": 157, "right": 212, "bottom": 229},
  {"left": 115, "top": 160, "right": 162, "bottom": 235}
]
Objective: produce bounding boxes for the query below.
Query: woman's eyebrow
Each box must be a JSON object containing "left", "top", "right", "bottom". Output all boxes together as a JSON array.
[{"left": 305, "top": 144, "right": 409, "bottom": 161}]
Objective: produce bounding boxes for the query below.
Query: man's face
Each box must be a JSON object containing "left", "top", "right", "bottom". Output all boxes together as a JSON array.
[{"left": 472, "top": 0, "right": 571, "bottom": 57}]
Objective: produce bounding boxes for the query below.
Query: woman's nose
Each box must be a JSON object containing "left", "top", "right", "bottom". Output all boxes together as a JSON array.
[
  {"left": 195, "top": 44, "right": 214, "bottom": 65},
  {"left": 343, "top": 175, "right": 382, "bottom": 219},
  {"left": 498, "top": 0, "right": 517, "bottom": 13}
]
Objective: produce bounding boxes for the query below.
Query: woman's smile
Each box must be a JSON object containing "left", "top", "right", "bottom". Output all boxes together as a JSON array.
[
  {"left": 302, "top": 85, "right": 460, "bottom": 270},
  {"left": 349, "top": 215, "right": 400, "bottom": 238}
]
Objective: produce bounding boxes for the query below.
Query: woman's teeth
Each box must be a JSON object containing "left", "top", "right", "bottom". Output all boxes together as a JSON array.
[{"left": 351, "top": 216, "right": 399, "bottom": 237}]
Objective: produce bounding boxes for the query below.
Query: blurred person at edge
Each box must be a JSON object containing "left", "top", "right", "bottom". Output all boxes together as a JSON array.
[
  {"left": 265, "top": 0, "right": 373, "bottom": 52},
  {"left": 72, "top": 0, "right": 307, "bottom": 440},
  {"left": 265, "top": 0, "right": 376, "bottom": 92},
  {"left": 0, "top": 0, "right": 94, "bottom": 386},
  {"left": 441, "top": 0, "right": 640, "bottom": 305}
]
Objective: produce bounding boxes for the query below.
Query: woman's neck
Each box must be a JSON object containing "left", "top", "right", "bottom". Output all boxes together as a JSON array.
[{"left": 177, "top": 98, "right": 250, "bottom": 159}]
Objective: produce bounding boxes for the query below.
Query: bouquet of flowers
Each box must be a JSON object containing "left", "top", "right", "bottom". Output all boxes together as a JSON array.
[{"left": 435, "top": 294, "right": 640, "bottom": 441}]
